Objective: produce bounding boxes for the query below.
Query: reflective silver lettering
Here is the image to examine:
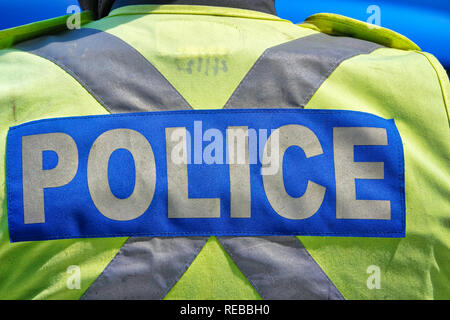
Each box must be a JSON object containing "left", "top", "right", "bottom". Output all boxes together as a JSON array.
[
  {"left": 87, "top": 129, "right": 156, "bottom": 221},
  {"left": 22, "top": 133, "right": 78, "bottom": 224},
  {"left": 227, "top": 127, "right": 251, "bottom": 218},
  {"left": 263, "top": 125, "right": 326, "bottom": 220},
  {"left": 333, "top": 127, "right": 390, "bottom": 220},
  {"left": 166, "top": 127, "right": 220, "bottom": 218}
]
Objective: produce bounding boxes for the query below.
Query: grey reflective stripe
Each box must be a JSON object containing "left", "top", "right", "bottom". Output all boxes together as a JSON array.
[
  {"left": 18, "top": 28, "right": 357, "bottom": 299},
  {"left": 18, "top": 28, "right": 202, "bottom": 300},
  {"left": 224, "top": 33, "right": 382, "bottom": 109},
  {"left": 17, "top": 28, "right": 191, "bottom": 113},
  {"left": 217, "top": 237, "right": 344, "bottom": 300},
  {"left": 81, "top": 237, "right": 208, "bottom": 300}
]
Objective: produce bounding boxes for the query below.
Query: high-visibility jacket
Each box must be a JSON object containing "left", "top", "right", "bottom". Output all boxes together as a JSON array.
[{"left": 0, "top": 4, "right": 448, "bottom": 300}]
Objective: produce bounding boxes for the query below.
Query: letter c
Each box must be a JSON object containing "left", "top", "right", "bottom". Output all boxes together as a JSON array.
[{"left": 262, "top": 125, "right": 326, "bottom": 220}]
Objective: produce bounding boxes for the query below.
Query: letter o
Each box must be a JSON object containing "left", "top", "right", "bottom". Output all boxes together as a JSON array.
[{"left": 87, "top": 129, "right": 156, "bottom": 221}]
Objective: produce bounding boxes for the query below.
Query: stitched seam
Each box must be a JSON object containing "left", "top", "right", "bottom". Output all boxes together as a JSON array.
[
  {"left": 11, "top": 230, "right": 405, "bottom": 242},
  {"left": 415, "top": 51, "right": 450, "bottom": 127},
  {"left": 394, "top": 120, "right": 406, "bottom": 236},
  {"left": 8, "top": 108, "right": 392, "bottom": 130},
  {"left": 107, "top": 6, "right": 287, "bottom": 23}
]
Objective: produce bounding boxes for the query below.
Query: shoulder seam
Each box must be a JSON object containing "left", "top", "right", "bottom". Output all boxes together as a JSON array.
[{"left": 415, "top": 51, "right": 450, "bottom": 127}]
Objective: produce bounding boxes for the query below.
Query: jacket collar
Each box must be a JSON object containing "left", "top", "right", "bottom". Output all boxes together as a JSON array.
[{"left": 109, "top": 0, "right": 277, "bottom": 15}]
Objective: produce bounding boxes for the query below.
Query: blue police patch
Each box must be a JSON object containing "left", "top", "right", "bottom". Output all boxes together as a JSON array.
[{"left": 6, "top": 109, "right": 405, "bottom": 242}]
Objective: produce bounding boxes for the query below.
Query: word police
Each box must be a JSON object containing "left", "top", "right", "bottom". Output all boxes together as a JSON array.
[{"left": 21, "top": 123, "right": 391, "bottom": 224}]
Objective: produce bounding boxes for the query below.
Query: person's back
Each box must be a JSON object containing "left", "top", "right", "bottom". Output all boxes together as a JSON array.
[{"left": 0, "top": 0, "right": 448, "bottom": 300}]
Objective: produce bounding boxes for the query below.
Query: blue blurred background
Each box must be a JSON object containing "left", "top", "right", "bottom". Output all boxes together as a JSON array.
[
  {"left": 0, "top": 0, "right": 79, "bottom": 29},
  {"left": 0, "top": 0, "right": 448, "bottom": 69},
  {"left": 276, "top": 0, "right": 450, "bottom": 69}
]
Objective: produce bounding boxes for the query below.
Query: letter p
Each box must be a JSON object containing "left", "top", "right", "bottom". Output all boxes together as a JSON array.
[{"left": 22, "top": 133, "right": 78, "bottom": 224}]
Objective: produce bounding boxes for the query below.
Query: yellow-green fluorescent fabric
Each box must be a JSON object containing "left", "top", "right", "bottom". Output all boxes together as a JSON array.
[{"left": 0, "top": 5, "right": 448, "bottom": 300}]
